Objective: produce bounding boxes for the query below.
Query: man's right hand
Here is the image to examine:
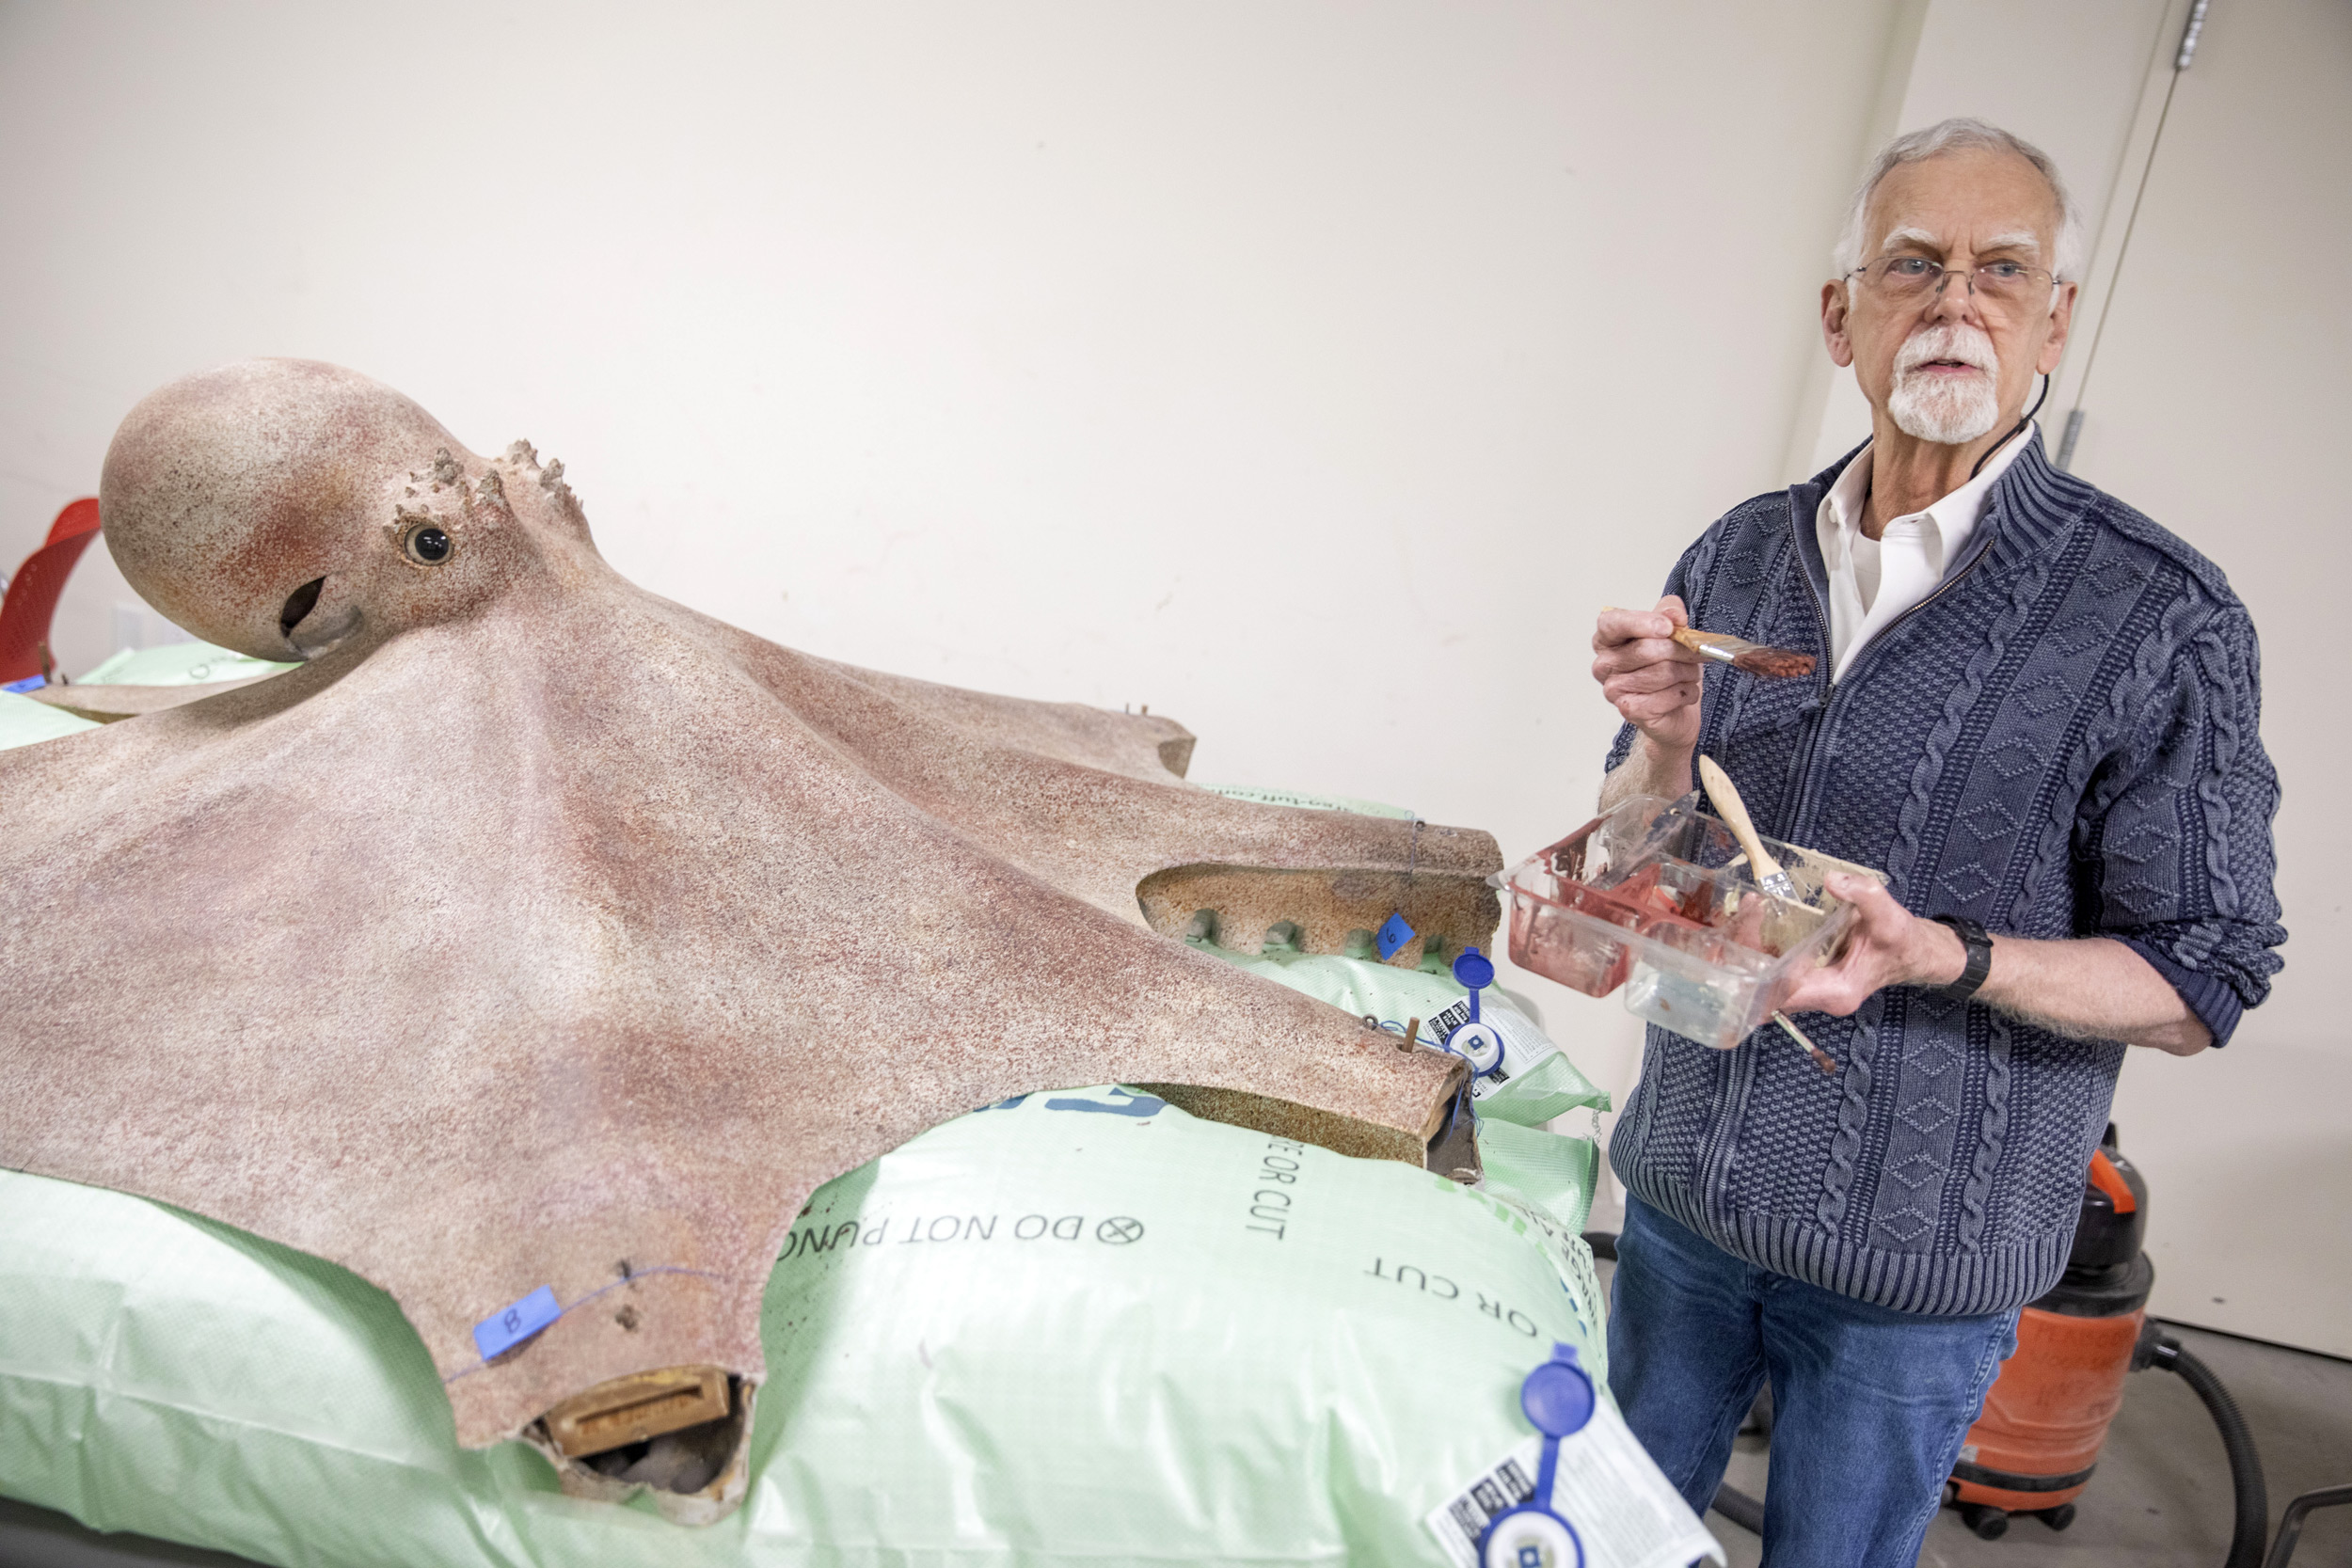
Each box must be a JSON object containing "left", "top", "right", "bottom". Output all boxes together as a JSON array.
[{"left": 1593, "top": 597, "right": 1704, "bottom": 754}]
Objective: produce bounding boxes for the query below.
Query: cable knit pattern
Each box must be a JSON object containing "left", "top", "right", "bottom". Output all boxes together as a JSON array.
[{"left": 1604, "top": 436, "right": 2284, "bottom": 1316}]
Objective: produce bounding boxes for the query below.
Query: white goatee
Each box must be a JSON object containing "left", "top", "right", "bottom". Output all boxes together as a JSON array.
[{"left": 1887, "top": 323, "right": 2003, "bottom": 445}]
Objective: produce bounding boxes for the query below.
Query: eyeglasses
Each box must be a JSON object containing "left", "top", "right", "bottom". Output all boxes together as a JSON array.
[{"left": 1847, "top": 255, "right": 2058, "bottom": 312}]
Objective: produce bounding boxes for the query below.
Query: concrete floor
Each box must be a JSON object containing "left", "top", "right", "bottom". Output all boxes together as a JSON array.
[
  {"left": 7, "top": 1291, "right": 2348, "bottom": 1568},
  {"left": 0, "top": 1501, "right": 256, "bottom": 1568}
]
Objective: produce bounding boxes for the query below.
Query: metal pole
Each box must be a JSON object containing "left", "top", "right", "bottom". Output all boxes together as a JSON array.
[
  {"left": 2057, "top": 1, "right": 2215, "bottom": 471},
  {"left": 2176, "top": 0, "right": 2214, "bottom": 70}
]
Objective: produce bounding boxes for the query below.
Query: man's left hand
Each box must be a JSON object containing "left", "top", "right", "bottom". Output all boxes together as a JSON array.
[{"left": 1776, "top": 873, "right": 1966, "bottom": 1017}]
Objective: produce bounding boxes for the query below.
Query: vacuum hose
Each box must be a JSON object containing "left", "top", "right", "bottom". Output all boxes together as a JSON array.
[
  {"left": 1711, "top": 1481, "right": 1766, "bottom": 1535},
  {"left": 2143, "top": 1331, "right": 2268, "bottom": 1568}
]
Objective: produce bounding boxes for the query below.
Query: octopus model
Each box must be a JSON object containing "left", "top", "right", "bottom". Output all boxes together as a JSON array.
[{"left": 0, "top": 361, "right": 1501, "bottom": 1519}]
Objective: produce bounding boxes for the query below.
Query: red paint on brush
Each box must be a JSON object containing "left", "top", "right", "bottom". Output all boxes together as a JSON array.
[{"left": 1729, "top": 645, "right": 1816, "bottom": 679}]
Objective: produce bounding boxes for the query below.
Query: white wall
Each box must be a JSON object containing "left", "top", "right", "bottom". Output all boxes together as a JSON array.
[
  {"left": 0, "top": 0, "right": 1915, "bottom": 1115},
  {"left": 2058, "top": 0, "right": 2352, "bottom": 1358}
]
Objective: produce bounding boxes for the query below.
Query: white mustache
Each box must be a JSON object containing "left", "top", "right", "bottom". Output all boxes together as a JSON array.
[{"left": 1896, "top": 324, "right": 1999, "bottom": 377}]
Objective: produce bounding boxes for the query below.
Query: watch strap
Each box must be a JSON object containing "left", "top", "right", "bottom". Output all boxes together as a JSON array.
[{"left": 1931, "top": 914, "right": 1993, "bottom": 1000}]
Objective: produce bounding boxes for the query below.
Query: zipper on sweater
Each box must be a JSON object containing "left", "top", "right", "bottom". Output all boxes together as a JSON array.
[
  {"left": 1692, "top": 499, "right": 1838, "bottom": 1227},
  {"left": 1689, "top": 503, "right": 1996, "bottom": 1227},
  {"left": 1779, "top": 526, "right": 1836, "bottom": 844}
]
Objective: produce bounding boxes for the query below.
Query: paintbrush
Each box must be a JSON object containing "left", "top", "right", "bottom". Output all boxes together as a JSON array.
[
  {"left": 1672, "top": 626, "right": 1816, "bottom": 679},
  {"left": 1774, "top": 1009, "right": 1838, "bottom": 1075},
  {"left": 1698, "top": 755, "right": 1802, "bottom": 905},
  {"left": 1604, "top": 608, "right": 1815, "bottom": 679}
]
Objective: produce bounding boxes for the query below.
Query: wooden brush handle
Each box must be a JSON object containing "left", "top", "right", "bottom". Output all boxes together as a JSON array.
[
  {"left": 1668, "top": 626, "right": 1745, "bottom": 665},
  {"left": 1598, "top": 608, "right": 1737, "bottom": 662},
  {"left": 1697, "top": 755, "right": 1787, "bottom": 884}
]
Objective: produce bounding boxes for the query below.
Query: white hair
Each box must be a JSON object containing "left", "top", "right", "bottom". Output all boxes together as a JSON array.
[{"left": 1832, "top": 118, "right": 2087, "bottom": 282}]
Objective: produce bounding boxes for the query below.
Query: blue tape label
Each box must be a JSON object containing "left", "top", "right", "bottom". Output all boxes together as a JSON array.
[
  {"left": 1376, "top": 911, "right": 1417, "bottom": 960},
  {"left": 472, "top": 1284, "right": 561, "bottom": 1361},
  {"left": 2, "top": 674, "right": 47, "bottom": 694}
]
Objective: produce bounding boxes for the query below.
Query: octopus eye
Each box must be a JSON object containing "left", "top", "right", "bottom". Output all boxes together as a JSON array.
[{"left": 404, "top": 524, "right": 453, "bottom": 565}]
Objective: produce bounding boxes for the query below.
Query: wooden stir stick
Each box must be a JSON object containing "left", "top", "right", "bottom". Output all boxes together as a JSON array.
[
  {"left": 1697, "top": 755, "right": 1801, "bottom": 904},
  {"left": 1699, "top": 756, "right": 1838, "bottom": 1075}
]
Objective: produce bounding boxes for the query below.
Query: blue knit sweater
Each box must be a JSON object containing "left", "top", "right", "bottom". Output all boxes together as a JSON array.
[{"left": 1604, "top": 434, "right": 2284, "bottom": 1317}]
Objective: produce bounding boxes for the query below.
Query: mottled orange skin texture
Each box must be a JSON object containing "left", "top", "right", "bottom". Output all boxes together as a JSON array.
[{"left": 0, "top": 362, "right": 1498, "bottom": 1487}]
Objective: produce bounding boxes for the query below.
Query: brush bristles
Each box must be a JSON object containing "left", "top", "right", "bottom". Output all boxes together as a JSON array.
[{"left": 1731, "top": 647, "right": 1817, "bottom": 679}]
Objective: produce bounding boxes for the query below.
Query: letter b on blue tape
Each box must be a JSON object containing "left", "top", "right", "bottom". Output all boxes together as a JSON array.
[{"left": 473, "top": 1285, "right": 561, "bottom": 1361}]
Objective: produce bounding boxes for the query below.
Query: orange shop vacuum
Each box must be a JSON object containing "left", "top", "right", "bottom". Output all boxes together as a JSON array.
[{"left": 1939, "top": 1124, "right": 2266, "bottom": 1561}]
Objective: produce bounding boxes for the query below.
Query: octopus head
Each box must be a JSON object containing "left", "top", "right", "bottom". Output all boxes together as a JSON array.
[{"left": 100, "top": 358, "right": 589, "bottom": 661}]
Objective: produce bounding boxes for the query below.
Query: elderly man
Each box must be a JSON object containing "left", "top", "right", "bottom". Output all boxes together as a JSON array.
[{"left": 1588, "top": 119, "right": 2282, "bottom": 1563}]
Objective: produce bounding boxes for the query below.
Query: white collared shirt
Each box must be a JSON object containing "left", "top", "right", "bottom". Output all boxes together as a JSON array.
[{"left": 1815, "top": 423, "right": 2033, "bottom": 681}]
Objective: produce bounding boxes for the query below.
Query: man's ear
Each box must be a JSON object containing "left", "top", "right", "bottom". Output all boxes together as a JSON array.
[
  {"left": 1821, "top": 279, "right": 1854, "bottom": 368},
  {"left": 2037, "top": 280, "right": 2080, "bottom": 374}
]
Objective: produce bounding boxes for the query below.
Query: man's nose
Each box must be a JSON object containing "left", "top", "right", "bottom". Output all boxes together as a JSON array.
[{"left": 1926, "top": 268, "right": 1981, "bottom": 327}]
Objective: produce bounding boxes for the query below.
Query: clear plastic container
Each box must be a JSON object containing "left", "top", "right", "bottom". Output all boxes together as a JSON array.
[{"left": 1498, "top": 793, "right": 1886, "bottom": 1049}]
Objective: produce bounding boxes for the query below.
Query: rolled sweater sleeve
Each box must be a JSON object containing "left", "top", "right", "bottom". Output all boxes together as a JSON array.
[{"left": 2084, "top": 604, "right": 2285, "bottom": 1045}]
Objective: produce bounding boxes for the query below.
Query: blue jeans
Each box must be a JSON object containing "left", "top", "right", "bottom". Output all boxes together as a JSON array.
[{"left": 1608, "top": 1194, "right": 2019, "bottom": 1566}]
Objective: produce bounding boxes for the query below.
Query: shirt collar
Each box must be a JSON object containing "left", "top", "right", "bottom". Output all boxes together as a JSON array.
[{"left": 1820, "top": 420, "right": 2037, "bottom": 550}]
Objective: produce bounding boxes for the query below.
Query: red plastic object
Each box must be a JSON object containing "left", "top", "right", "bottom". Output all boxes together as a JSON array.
[
  {"left": 2087, "top": 1148, "right": 2138, "bottom": 1214},
  {"left": 0, "top": 498, "right": 102, "bottom": 685},
  {"left": 1517, "top": 879, "right": 1645, "bottom": 995}
]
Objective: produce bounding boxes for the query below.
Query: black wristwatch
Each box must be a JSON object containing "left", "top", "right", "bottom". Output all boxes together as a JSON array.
[{"left": 1931, "top": 914, "right": 1994, "bottom": 1000}]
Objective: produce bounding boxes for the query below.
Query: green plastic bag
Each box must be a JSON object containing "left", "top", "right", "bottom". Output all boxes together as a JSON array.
[
  {"left": 0, "top": 689, "right": 98, "bottom": 751},
  {"left": 76, "top": 640, "right": 296, "bottom": 687},
  {"left": 1, "top": 640, "right": 294, "bottom": 753},
  {"left": 0, "top": 1088, "right": 1715, "bottom": 1567},
  {"left": 1187, "top": 937, "right": 1607, "bottom": 1235}
]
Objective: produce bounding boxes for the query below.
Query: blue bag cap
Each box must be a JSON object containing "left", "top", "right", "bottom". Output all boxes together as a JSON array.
[{"left": 1520, "top": 1342, "right": 1596, "bottom": 1438}]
